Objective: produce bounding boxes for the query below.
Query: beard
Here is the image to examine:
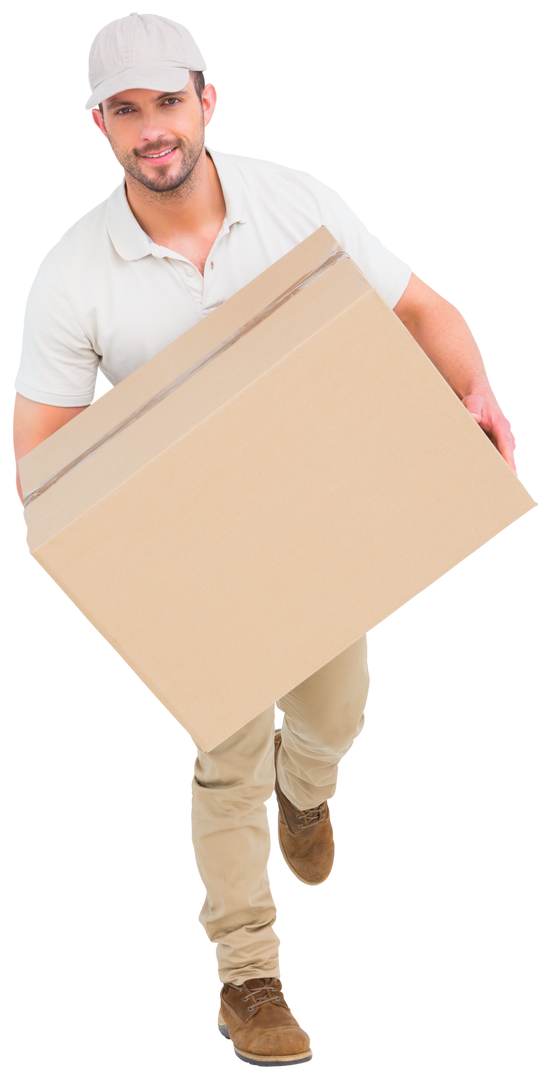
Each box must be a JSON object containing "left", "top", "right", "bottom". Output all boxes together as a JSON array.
[{"left": 109, "top": 117, "right": 205, "bottom": 196}]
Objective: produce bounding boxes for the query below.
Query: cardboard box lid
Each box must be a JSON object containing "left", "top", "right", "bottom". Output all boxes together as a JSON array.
[
  {"left": 20, "top": 228, "right": 536, "bottom": 751},
  {"left": 19, "top": 226, "right": 342, "bottom": 504}
]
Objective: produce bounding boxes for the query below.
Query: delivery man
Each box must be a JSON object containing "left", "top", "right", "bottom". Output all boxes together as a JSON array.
[{"left": 13, "top": 13, "right": 517, "bottom": 1069}]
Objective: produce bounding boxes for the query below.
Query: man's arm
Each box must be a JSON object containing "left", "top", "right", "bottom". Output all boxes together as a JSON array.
[
  {"left": 391, "top": 270, "right": 499, "bottom": 406},
  {"left": 13, "top": 393, "right": 90, "bottom": 504},
  {"left": 394, "top": 273, "right": 517, "bottom": 474}
]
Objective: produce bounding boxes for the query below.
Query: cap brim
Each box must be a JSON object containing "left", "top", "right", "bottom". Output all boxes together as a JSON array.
[{"left": 85, "top": 65, "right": 193, "bottom": 110}]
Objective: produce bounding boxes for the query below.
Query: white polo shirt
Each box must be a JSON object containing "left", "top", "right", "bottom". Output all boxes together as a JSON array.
[{"left": 15, "top": 147, "right": 412, "bottom": 407}]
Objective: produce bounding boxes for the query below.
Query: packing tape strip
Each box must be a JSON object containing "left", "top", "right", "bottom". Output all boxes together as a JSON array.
[{"left": 23, "top": 248, "right": 350, "bottom": 509}]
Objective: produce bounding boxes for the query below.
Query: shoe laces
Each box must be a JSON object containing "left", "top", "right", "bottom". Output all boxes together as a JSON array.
[
  {"left": 240, "top": 979, "right": 283, "bottom": 1011},
  {"left": 226, "top": 980, "right": 287, "bottom": 1010},
  {"left": 294, "top": 802, "right": 327, "bottom": 829}
]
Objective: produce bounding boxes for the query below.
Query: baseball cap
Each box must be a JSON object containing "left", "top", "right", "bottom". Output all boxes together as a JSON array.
[{"left": 86, "top": 12, "right": 206, "bottom": 110}]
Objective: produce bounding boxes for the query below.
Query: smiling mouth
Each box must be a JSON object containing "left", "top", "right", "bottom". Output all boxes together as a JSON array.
[{"left": 141, "top": 146, "right": 178, "bottom": 160}]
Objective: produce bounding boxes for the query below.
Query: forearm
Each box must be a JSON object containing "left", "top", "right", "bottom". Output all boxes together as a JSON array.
[
  {"left": 15, "top": 463, "right": 25, "bottom": 505},
  {"left": 400, "top": 293, "right": 497, "bottom": 404}
]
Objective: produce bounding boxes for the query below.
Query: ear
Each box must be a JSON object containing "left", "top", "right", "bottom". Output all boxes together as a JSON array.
[
  {"left": 92, "top": 107, "right": 108, "bottom": 137},
  {"left": 203, "top": 81, "right": 220, "bottom": 130}
]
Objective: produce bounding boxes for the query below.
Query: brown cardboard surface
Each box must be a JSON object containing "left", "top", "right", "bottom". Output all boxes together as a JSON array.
[{"left": 20, "top": 228, "right": 536, "bottom": 751}]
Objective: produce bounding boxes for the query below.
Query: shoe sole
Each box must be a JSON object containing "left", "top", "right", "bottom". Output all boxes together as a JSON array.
[
  {"left": 219, "top": 1021, "right": 312, "bottom": 1066},
  {"left": 273, "top": 730, "right": 332, "bottom": 889},
  {"left": 274, "top": 730, "right": 332, "bottom": 887}
]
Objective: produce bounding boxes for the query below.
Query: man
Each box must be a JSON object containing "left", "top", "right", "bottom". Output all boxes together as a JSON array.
[{"left": 13, "top": 13, "right": 516, "bottom": 1069}]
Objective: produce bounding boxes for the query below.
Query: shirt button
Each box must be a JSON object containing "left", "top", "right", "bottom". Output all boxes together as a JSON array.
[{"left": 184, "top": 265, "right": 194, "bottom": 277}]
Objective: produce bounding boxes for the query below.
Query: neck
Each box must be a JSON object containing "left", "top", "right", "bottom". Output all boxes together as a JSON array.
[{"left": 124, "top": 148, "right": 226, "bottom": 250}]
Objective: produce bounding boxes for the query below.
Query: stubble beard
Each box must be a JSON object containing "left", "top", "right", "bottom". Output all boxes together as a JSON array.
[{"left": 110, "top": 116, "right": 205, "bottom": 199}]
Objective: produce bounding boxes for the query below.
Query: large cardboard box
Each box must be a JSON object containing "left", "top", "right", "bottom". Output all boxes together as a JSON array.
[{"left": 20, "top": 228, "right": 535, "bottom": 751}]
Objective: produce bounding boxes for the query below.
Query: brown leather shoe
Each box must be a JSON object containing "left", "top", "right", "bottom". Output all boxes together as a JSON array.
[
  {"left": 218, "top": 977, "right": 312, "bottom": 1065},
  {"left": 274, "top": 730, "right": 335, "bottom": 885}
]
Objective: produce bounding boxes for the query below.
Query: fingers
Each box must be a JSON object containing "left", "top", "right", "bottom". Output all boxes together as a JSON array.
[{"left": 462, "top": 394, "right": 517, "bottom": 475}]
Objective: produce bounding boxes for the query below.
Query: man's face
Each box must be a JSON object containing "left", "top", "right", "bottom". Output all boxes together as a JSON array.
[{"left": 93, "top": 81, "right": 214, "bottom": 194}]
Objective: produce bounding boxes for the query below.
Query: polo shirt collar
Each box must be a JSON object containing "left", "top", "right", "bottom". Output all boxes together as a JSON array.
[{"left": 106, "top": 146, "right": 246, "bottom": 262}]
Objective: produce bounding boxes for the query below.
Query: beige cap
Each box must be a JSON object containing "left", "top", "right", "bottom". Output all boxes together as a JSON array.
[{"left": 86, "top": 12, "right": 206, "bottom": 110}]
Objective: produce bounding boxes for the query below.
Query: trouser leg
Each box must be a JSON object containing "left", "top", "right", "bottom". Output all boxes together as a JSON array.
[
  {"left": 276, "top": 635, "right": 370, "bottom": 810},
  {"left": 191, "top": 705, "right": 280, "bottom": 986},
  {"left": 191, "top": 635, "right": 369, "bottom": 981}
]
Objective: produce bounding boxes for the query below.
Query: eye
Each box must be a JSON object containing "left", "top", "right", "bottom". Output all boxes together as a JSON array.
[{"left": 115, "top": 98, "right": 180, "bottom": 116}]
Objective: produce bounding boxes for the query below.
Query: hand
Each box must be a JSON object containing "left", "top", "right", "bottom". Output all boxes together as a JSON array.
[{"left": 462, "top": 394, "right": 517, "bottom": 475}]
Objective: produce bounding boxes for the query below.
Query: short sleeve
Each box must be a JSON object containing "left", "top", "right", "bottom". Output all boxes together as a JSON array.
[
  {"left": 14, "top": 252, "right": 100, "bottom": 407},
  {"left": 308, "top": 172, "right": 412, "bottom": 308}
]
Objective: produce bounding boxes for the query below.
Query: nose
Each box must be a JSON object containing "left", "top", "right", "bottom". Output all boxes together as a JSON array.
[{"left": 137, "top": 107, "right": 169, "bottom": 147}]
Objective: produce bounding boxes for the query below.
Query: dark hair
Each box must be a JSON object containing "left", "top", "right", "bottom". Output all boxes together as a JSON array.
[{"left": 97, "top": 71, "right": 205, "bottom": 114}]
